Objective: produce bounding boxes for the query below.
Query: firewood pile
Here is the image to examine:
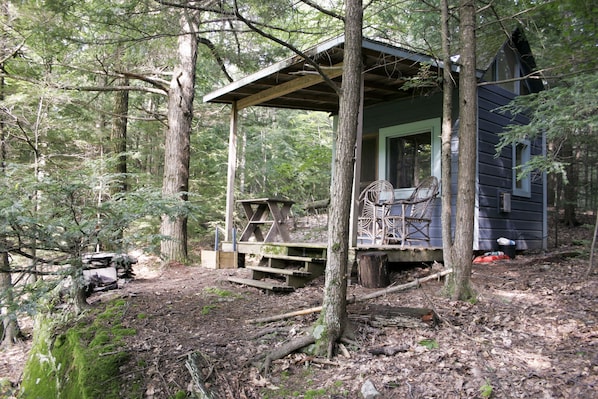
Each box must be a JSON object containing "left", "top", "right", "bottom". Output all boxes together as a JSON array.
[{"left": 82, "top": 252, "right": 137, "bottom": 295}]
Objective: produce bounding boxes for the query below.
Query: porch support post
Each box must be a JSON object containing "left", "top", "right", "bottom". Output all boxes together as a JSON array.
[
  {"left": 349, "top": 75, "right": 365, "bottom": 246},
  {"left": 225, "top": 101, "right": 238, "bottom": 242}
]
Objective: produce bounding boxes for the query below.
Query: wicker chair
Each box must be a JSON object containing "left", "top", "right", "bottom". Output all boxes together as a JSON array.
[
  {"left": 357, "top": 180, "right": 395, "bottom": 245},
  {"left": 385, "top": 176, "right": 439, "bottom": 247}
]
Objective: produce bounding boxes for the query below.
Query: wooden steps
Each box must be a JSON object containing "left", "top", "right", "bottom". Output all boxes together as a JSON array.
[{"left": 227, "top": 246, "right": 327, "bottom": 292}]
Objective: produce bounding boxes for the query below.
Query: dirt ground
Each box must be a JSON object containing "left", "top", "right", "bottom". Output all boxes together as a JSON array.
[{"left": 1, "top": 218, "right": 597, "bottom": 398}]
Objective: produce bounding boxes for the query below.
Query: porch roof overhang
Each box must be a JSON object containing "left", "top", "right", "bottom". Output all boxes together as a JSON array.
[{"left": 203, "top": 36, "right": 448, "bottom": 113}]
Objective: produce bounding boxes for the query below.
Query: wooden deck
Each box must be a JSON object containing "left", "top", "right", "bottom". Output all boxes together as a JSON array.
[
  {"left": 221, "top": 241, "right": 442, "bottom": 291},
  {"left": 221, "top": 241, "right": 443, "bottom": 265}
]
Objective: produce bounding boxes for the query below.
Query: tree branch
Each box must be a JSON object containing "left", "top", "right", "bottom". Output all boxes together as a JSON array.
[
  {"left": 198, "top": 37, "right": 234, "bottom": 83},
  {"left": 232, "top": 0, "right": 341, "bottom": 96},
  {"left": 298, "top": 0, "right": 344, "bottom": 22}
]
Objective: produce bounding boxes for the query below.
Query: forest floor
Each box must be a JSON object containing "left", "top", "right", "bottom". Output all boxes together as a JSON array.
[{"left": 1, "top": 215, "right": 597, "bottom": 398}]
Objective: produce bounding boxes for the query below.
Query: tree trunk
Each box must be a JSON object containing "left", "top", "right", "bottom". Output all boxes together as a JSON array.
[
  {"left": 316, "top": 0, "right": 362, "bottom": 359},
  {"left": 1, "top": 249, "right": 21, "bottom": 346},
  {"left": 444, "top": 0, "right": 477, "bottom": 301},
  {"left": 160, "top": 11, "right": 198, "bottom": 262},
  {"left": 440, "top": 0, "right": 455, "bottom": 268},
  {"left": 0, "top": 73, "right": 22, "bottom": 346},
  {"left": 562, "top": 141, "right": 579, "bottom": 226},
  {"left": 111, "top": 77, "right": 129, "bottom": 193},
  {"left": 108, "top": 78, "right": 129, "bottom": 251}
]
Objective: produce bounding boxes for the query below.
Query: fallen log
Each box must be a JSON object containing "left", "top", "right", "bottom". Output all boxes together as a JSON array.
[
  {"left": 350, "top": 304, "right": 438, "bottom": 328},
  {"left": 246, "top": 268, "right": 452, "bottom": 324},
  {"left": 185, "top": 352, "right": 216, "bottom": 399},
  {"left": 303, "top": 199, "right": 330, "bottom": 212},
  {"left": 368, "top": 345, "right": 409, "bottom": 356}
]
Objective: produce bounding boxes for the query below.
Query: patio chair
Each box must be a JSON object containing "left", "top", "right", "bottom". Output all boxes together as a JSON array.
[
  {"left": 385, "top": 176, "right": 439, "bottom": 247},
  {"left": 357, "top": 180, "right": 395, "bottom": 245}
]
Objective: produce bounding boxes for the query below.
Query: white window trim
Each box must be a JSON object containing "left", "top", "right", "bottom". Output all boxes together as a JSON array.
[
  {"left": 378, "top": 118, "right": 441, "bottom": 199},
  {"left": 512, "top": 139, "right": 531, "bottom": 197}
]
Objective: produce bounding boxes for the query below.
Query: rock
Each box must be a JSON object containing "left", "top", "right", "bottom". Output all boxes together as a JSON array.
[{"left": 361, "top": 379, "right": 381, "bottom": 399}]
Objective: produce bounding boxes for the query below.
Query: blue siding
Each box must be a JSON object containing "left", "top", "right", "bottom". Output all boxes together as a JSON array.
[
  {"left": 359, "top": 86, "right": 545, "bottom": 251},
  {"left": 477, "top": 85, "right": 545, "bottom": 251},
  {"left": 362, "top": 93, "right": 455, "bottom": 248},
  {"left": 363, "top": 94, "right": 445, "bottom": 132}
]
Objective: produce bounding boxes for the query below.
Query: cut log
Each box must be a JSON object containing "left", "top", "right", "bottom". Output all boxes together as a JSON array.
[{"left": 358, "top": 252, "right": 390, "bottom": 288}]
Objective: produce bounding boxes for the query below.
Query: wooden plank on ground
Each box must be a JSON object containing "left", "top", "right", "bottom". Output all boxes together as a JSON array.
[
  {"left": 247, "top": 265, "right": 311, "bottom": 277},
  {"left": 227, "top": 277, "right": 294, "bottom": 292}
]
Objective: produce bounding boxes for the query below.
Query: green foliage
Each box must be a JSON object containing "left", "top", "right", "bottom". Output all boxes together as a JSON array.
[
  {"left": 240, "top": 109, "right": 332, "bottom": 205},
  {"left": 203, "top": 286, "right": 240, "bottom": 298},
  {"left": 480, "top": 379, "right": 493, "bottom": 398},
  {"left": 497, "top": 72, "right": 598, "bottom": 182},
  {"left": 1, "top": 159, "right": 196, "bottom": 314},
  {"left": 418, "top": 338, "right": 439, "bottom": 349},
  {"left": 0, "top": 377, "right": 16, "bottom": 398},
  {"left": 20, "top": 299, "right": 139, "bottom": 399},
  {"left": 201, "top": 305, "right": 217, "bottom": 315}
]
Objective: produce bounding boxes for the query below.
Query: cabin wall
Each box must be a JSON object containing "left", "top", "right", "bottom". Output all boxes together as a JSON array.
[
  {"left": 476, "top": 85, "right": 545, "bottom": 251},
  {"left": 362, "top": 93, "right": 455, "bottom": 247},
  {"left": 360, "top": 86, "right": 546, "bottom": 252}
]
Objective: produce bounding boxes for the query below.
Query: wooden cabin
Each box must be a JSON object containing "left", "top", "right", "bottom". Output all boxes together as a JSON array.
[{"left": 203, "top": 29, "right": 546, "bottom": 288}]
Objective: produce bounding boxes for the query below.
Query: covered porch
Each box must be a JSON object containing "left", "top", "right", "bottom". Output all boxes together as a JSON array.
[{"left": 204, "top": 36, "right": 445, "bottom": 288}]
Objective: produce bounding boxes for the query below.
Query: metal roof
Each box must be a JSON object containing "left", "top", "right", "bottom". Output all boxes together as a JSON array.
[{"left": 203, "top": 36, "right": 443, "bottom": 113}]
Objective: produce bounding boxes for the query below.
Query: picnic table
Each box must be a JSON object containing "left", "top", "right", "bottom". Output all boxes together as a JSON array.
[{"left": 238, "top": 198, "right": 294, "bottom": 242}]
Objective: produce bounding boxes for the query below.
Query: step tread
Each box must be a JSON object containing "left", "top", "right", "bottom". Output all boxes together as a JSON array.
[
  {"left": 248, "top": 265, "right": 311, "bottom": 276},
  {"left": 262, "top": 254, "right": 326, "bottom": 262},
  {"left": 227, "top": 277, "right": 294, "bottom": 292}
]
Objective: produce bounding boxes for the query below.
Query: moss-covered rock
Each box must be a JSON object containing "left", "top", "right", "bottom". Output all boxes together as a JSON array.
[{"left": 20, "top": 299, "right": 138, "bottom": 399}]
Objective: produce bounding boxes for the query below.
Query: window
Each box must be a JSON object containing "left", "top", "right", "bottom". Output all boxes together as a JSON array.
[
  {"left": 513, "top": 140, "right": 531, "bottom": 197},
  {"left": 379, "top": 119, "right": 441, "bottom": 198},
  {"left": 484, "top": 43, "right": 529, "bottom": 95},
  {"left": 387, "top": 132, "right": 431, "bottom": 188}
]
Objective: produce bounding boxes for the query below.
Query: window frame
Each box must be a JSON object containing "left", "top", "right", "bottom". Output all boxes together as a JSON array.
[
  {"left": 512, "top": 139, "right": 531, "bottom": 197},
  {"left": 378, "top": 118, "right": 441, "bottom": 199}
]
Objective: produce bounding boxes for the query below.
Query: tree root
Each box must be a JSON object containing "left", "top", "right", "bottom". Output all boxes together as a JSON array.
[{"left": 261, "top": 334, "right": 315, "bottom": 375}]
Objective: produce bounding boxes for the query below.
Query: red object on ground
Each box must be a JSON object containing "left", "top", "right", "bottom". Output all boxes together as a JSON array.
[{"left": 473, "top": 254, "right": 511, "bottom": 263}]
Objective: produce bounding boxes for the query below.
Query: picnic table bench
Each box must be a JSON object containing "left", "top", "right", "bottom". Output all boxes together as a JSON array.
[{"left": 238, "top": 198, "right": 294, "bottom": 242}]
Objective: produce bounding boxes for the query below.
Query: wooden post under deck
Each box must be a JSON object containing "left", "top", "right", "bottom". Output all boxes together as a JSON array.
[
  {"left": 349, "top": 76, "right": 365, "bottom": 247},
  {"left": 225, "top": 101, "right": 238, "bottom": 242}
]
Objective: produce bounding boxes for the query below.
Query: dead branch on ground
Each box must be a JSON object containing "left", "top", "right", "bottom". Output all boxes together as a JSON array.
[
  {"left": 186, "top": 352, "right": 218, "bottom": 399},
  {"left": 247, "top": 268, "right": 452, "bottom": 324}
]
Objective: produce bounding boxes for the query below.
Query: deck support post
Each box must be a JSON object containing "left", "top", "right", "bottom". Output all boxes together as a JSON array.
[
  {"left": 358, "top": 251, "right": 390, "bottom": 288},
  {"left": 225, "top": 101, "right": 238, "bottom": 242},
  {"left": 349, "top": 75, "right": 365, "bottom": 247}
]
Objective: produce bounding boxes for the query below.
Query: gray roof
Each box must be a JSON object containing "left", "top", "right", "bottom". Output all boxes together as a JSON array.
[
  {"left": 203, "top": 36, "right": 444, "bottom": 113},
  {"left": 203, "top": 31, "right": 539, "bottom": 113}
]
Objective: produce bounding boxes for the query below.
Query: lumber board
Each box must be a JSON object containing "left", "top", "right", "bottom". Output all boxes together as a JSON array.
[
  {"left": 247, "top": 265, "right": 311, "bottom": 277},
  {"left": 227, "top": 277, "right": 294, "bottom": 292},
  {"left": 264, "top": 254, "right": 325, "bottom": 262}
]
